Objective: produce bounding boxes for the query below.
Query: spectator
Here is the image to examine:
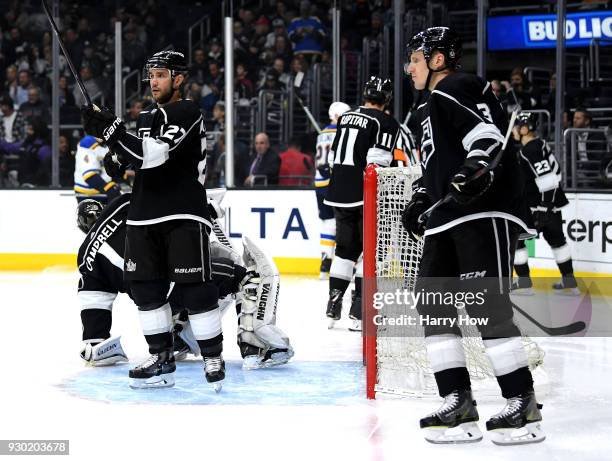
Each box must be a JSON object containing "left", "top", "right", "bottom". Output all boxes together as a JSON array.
[
  {"left": 208, "top": 132, "right": 251, "bottom": 187},
  {"left": 208, "top": 37, "right": 223, "bottom": 63},
  {"left": 235, "top": 63, "right": 255, "bottom": 100},
  {"left": 272, "top": 58, "right": 291, "bottom": 88},
  {"left": 4, "top": 65, "right": 18, "bottom": 102},
  {"left": 349, "top": 0, "right": 373, "bottom": 38},
  {"left": 573, "top": 108, "right": 608, "bottom": 163},
  {"left": 39, "top": 134, "right": 75, "bottom": 187},
  {"left": 63, "top": 28, "right": 84, "bottom": 70},
  {"left": 14, "top": 70, "right": 32, "bottom": 107},
  {"left": 261, "top": 68, "right": 284, "bottom": 93},
  {"left": 266, "top": 18, "right": 287, "bottom": 49},
  {"left": 367, "top": 11, "right": 384, "bottom": 41},
  {"left": 245, "top": 132, "right": 280, "bottom": 186},
  {"left": 73, "top": 66, "right": 103, "bottom": 108},
  {"left": 58, "top": 75, "right": 76, "bottom": 108},
  {"left": 274, "top": 35, "right": 292, "bottom": 64},
  {"left": 189, "top": 47, "right": 208, "bottom": 85},
  {"left": 81, "top": 41, "right": 103, "bottom": 77},
  {"left": 503, "top": 67, "right": 539, "bottom": 114},
  {"left": 491, "top": 79, "right": 503, "bottom": 100},
  {"left": 202, "top": 60, "right": 223, "bottom": 115},
  {"left": 16, "top": 117, "right": 51, "bottom": 187},
  {"left": 278, "top": 136, "right": 314, "bottom": 186},
  {"left": 287, "top": 0, "right": 326, "bottom": 61},
  {"left": 125, "top": 99, "right": 144, "bottom": 133},
  {"left": 212, "top": 101, "right": 225, "bottom": 132},
  {"left": 0, "top": 94, "right": 26, "bottom": 144},
  {"left": 123, "top": 25, "right": 146, "bottom": 72},
  {"left": 252, "top": 16, "right": 271, "bottom": 51},
  {"left": 19, "top": 87, "right": 50, "bottom": 123}
]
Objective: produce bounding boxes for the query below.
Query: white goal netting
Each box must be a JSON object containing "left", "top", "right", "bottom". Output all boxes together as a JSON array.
[{"left": 368, "top": 166, "right": 545, "bottom": 398}]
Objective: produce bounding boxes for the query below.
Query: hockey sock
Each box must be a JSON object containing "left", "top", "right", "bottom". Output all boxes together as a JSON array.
[
  {"left": 189, "top": 307, "right": 223, "bottom": 358},
  {"left": 329, "top": 276, "right": 350, "bottom": 295},
  {"left": 514, "top": 263, "right": 530, "bottom": 277},
  {"left": 557, "top": 259, "right": 574, "bottom": 277},
  {"left": 81, "top": 309, "right": 112, "bottom": 343},
  {"left": 145, "top": 332, "right": 173, "bottom": 354},
  {"left": 496, "top": 367, "right": 534, "bottom": 399},
  {"left": 349, "top": 277, "right": 363, "bottom": 320}
]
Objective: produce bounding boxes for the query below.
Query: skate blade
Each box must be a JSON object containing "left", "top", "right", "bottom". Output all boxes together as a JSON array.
[
  {"left": 129, "top": 372, "right": 175, "bottom": 389},
  {"left": 424, "top": 422, "right": 483, "bottom": 444},
  {"left": 348, "top": 321, "right": 362, "bottom": 332},
  {"left": 511, "top": 288, "right": 534, "bottom": 296},
  {"left": 327, "top": 317, "right": 339, "bottom": 329},
  {"left": 212, "top": 381, "right": 223, "bottom": 393},
  {"left": 553, "top": 288, "right": 580, "bottom": 296},
  {"left": 489, "top": 422, "right": 546, "bottom": 445}
]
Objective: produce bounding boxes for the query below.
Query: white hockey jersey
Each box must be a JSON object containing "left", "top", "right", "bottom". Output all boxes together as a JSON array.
[
  {"left": 73, "top": 135, "right": 111, "bottom": 195},
  {"left": 315, "top": 124, "right": 337, "bottom": 187}
]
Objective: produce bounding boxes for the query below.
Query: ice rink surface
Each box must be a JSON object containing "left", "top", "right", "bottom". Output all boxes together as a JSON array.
[{"left": 1, "top": 270, "right": 611, "bottom": 461}]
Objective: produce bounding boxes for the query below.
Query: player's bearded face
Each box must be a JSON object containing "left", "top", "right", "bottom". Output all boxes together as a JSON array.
[
  {"left": 405, "top": 52, "right": 428, "bottom": 90},
  {"left": 149, "top": 68, "right": 174, "bottom": 104}
]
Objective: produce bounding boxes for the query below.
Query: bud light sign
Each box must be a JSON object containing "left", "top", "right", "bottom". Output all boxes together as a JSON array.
[{"left": 488, "top": 11, "right": 612, "bottom": 50}]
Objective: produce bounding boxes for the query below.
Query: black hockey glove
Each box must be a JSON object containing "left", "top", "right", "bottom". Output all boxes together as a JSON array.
[
  {"left": 103, "top": 151, "right": 127, "bottom": 180},
  {"left": 81, "top": 105, "right": 125, "bottom": 147},
  {"left": 532, "top": 206, "right": 555, "bottom": 233},
  {"left": 401, "top": 187, "right": 431, "bottom": 242},
  {"left": 105, "top": 183, "right": 121, "bottom": 202},
  {"left": 450, "top": 159, "right": 493, "bottom": 205}
]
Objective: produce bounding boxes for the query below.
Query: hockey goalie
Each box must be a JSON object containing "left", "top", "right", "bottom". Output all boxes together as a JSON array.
[{"left": 76, "top": 190, "right": 293, "bottom": 388}]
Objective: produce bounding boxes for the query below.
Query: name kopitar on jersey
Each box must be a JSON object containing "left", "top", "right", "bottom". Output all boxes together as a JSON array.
[
  {"left": 85, "top": 218, "right": 123, "bottom": 271},
  {"left": 340, "top": 114, "right": 369, "bottom": 129}
]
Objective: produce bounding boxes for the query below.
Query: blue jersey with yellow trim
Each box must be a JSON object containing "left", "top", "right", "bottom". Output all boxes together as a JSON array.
[{"left": 73, "top": 136, "right": 111, "bottom": 195}]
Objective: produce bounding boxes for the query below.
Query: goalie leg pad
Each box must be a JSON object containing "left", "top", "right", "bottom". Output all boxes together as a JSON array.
[{"left": 80, "top": 336, "right": 128, "bottom": 366}]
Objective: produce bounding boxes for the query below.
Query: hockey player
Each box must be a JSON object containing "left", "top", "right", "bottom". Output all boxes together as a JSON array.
[
  {"left": 402, "top": 27, "right": 544, "bottom": 445},
  {"left": 324, "top": 76, "right": 401, "bottom": 330},
  {"left": 77, "top": 193, "right": 293, "bottom": 377},
  {"left": 80, "top": 50, "right": 224, "bottom": 390},
  {"left": 512, "top": 112, "right": 578, "bottom": 295},
  {"left": 315, "top": 101, "right": 351, "bottom": 279},
  {"left": 73, "top": 135, "right": 121, "bottom": 203}
]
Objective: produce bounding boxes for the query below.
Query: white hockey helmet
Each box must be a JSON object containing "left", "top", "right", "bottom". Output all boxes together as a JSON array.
[{"left": 328, "top": 101, "right": 351, "bottom": 122}]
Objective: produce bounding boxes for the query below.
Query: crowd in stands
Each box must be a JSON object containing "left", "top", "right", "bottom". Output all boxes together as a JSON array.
[{"left": 0, "top": 0, "right": 609, "bottom": 189}]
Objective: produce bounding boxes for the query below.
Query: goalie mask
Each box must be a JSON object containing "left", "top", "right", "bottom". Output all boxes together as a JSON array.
[{"left": 77, "top": 199, "right": 104, "bottom": 233}]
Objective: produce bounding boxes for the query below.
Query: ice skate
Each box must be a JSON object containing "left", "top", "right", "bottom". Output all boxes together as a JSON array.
[
  {"left": 420, "top": 390, "right": 483, "bottom": 444},
  {"left": 552, "top": 275, "right": 580, "bottom": 296},
  {"left": 129, "top": 350, "right": 176, "bottom": 389},
  {"left": 348, "top": 290, "right": 362, "bottom": 331},
  {"left": 486, "top": 391, "right": 545, "bottom": 445},
  {"left": 326, "top": 289, "right": 343, "bottom": 329},
  {"left": 204, "top": 355, "right": 225, "bottom": 393},
  {"left": 348, "top": 319, "right": 362, "bottom": 331},
  {"left": 511, "top": 276, "right": 534, "bottom": 296}
]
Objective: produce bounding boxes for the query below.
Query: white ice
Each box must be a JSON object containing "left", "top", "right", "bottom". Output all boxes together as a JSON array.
[{"left": 0, "top": 270, "right": 611, "bottom": 461}]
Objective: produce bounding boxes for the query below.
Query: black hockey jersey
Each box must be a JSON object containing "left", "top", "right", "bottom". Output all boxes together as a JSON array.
[
  {"left": 78, "top": 193, "right": 239, "bottom": 299},
  {"left": 78, "top": 193, "right": 131, "bottom": 296},
  {"left": 325, "top": 107, "right": 400, "bottom": 207},
  {"left": 519, "top": 137, "right": 568, "bottom": 210},
  {"left": 415, "top": 72, "right": 530, "bottom": 235},
  {"left": 111, "top": 99, "right": 211, "bottom": 227}
]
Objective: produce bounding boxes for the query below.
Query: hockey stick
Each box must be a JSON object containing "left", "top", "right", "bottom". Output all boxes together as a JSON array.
[
  {"left": 419, "top": 109, "right": 519, "bottom": 223},
  {"left": 293, "top": 71, "right": 322, "bottom": 134},
  {"left": 512, "top": 303, "right": 586, "bottom": 336},
  {"left": 42, "top": 0, "right": 92, "bottom": 106}
]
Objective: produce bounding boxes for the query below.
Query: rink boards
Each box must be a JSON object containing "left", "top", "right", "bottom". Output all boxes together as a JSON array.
[{"left": 0, "top": 189, "right": 611, "bottom": 276}]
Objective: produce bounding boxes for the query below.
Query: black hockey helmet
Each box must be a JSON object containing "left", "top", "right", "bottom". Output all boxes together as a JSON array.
[
  {"left": 516, "top": 112, "right": 537, "bottom": 132},
  {"left": 142, "top": 50, "right": 188, "bottom": 82},
  {"left": 406, "top": 27, "right": 462, "bottom": 70},
  {"left": 363, "top": 75, "right": 393, "bottom": 106},
  {"left": 77, "top": 199, "right": 104, "bottom": 234}
]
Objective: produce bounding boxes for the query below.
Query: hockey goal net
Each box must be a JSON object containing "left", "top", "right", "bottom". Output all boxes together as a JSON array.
[{"left": 363, "top": 165, "right": 545, "bottom": 399}]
